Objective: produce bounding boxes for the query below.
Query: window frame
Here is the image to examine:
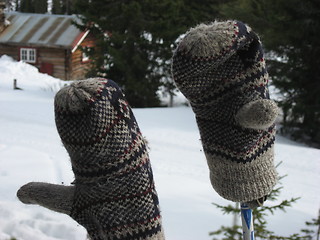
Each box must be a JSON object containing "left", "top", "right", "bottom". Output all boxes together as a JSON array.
[
  {"left": 81, "top": 45, "right": 93, "bottom": 63},
  {"left": 20, "top": 47, "right": 37, "bottom": 63},
  {"left": 82, "top": 51, "right": 90, "bottom": 62}
]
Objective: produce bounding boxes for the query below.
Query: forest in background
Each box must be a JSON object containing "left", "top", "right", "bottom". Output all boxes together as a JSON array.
[{"left": 2, "top": 0, "right": 320, "bottom": 146}]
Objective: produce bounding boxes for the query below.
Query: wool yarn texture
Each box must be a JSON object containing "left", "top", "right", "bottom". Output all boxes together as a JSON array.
[
  {"left": 172, "top": 20, "right": 279, "bottom": 204},
  {"left": 56, "top": 78, "right": 164, "bottom": 240},
  {"left": 18, "top": 78, "right": 164, "bottom": 240}
]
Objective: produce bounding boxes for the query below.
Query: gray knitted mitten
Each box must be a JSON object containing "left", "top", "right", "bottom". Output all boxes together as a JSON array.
[
  {"left": 172, "top": 20, "right": 279, "bottom": 207},
  {"left": 17, "top": 78, "right": 164, "bottom": 240}
]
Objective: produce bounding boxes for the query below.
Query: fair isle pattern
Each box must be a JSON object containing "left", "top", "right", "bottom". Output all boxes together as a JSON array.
[
  {"left": 54, "top": 78, "right": 163, "bottom": 240},
  {"left": 172, "top": 20, "right": 277, "bottom": 202}
]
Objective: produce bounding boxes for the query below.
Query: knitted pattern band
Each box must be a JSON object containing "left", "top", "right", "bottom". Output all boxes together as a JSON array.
[
  {"left": 54, "top": 78, "right": 164, "bottom": 240},
  {"left": 172, "top": 20, "right": 278, "bottom": 203}
]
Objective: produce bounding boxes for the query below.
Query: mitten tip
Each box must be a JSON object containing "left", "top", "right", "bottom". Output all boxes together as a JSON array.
[
  {"left": 54, "top": 78, "right": 106, "bottom": 113},
  {"left": 176, "top": 20, "right": 238, "bottom": 58},
  {"left": 17, "top": 182, "right": 33, "bottom": 204}
]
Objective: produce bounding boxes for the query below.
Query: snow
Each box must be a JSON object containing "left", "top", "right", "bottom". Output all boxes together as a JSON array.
[{"left": 0, "top": 55, "right": 319, "bottom": 240}]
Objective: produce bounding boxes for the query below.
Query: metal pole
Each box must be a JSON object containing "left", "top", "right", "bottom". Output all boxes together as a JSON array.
[{"left": 240, "top": 203, "right": 255, "bottom": 240}]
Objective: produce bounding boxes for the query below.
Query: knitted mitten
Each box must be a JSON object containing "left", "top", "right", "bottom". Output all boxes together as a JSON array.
[
  {"left": 172, "top": 20, "right": 279, "bottom": 207},
  {"left": 17, "top": 78, "right": 164, "bottom": 240}
]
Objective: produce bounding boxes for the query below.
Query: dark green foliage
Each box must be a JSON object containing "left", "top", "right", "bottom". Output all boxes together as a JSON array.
[
  {"left": 300, "top": 213, "right": 320, "bottom": 240},
  {"left": 33, "top": 0, "right": 47, "bottom": 13},
  {"left": 51, "top": 0, "right": 62, "bottom": 14},
  {"left": 73, "top": 0, "right": 223, "bottom": 107},
  {"left": 75, "top": 0, "right": 165, "bottom": 107},
  {"left": 84, "top": 1, "right": 165, "bottom": 107},
  {"left": 217, "top": 0, "right": 320, "bottom": 146},
  {"left": 52, "top": 0, "right": 76, "bottom": 15},
  {"left": 210, "top": 174, "right": 320, "bottom": 239},
  {"left": 15, "top": 0, "right": 19, "bottom": 11},
  {"left": 20, "top": 0, "right": 47, "bottom": 13},
  {"left": 20, "top": 0, "right": 33, "bottom": 12}
]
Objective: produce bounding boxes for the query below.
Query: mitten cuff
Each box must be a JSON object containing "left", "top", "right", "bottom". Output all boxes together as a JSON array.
[{"left": 206, "top": 147, "right": 277, "bottom": 202}]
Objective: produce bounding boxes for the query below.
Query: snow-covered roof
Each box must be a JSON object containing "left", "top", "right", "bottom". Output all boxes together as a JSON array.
[{"left": 0, "top": 12, "right": 86, "bottom": 49}]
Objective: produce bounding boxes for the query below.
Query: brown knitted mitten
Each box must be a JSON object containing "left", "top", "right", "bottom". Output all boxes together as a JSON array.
[
  {"left": 172, "top": 20, "right": 279, "bottom": 207},
  {"left": 17, "top": 78, "right": 164, "bottom": 240}
]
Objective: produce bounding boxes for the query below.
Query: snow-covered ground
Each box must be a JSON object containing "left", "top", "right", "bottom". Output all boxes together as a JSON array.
[{"left": 0, "top": 55, "right": 319, "bottom": 240}]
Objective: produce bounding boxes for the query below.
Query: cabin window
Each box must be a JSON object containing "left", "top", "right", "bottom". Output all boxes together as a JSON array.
[
  {"left": 81, "top": 46, "right": 92, "bottom": 63},
  {"left": 82, "top": 51, "right": 89, "bottom": 62},
  {"left": 20, "top": 48, "right": 37, "bottom": 63}
]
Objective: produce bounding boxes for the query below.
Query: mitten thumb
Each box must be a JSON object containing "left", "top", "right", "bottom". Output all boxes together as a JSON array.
[
  {"left": 236, "top": 99, "right": 279, "bottom": 130},
  {"left": 17, "top": 182, "right": 74, "bottom": 215}
]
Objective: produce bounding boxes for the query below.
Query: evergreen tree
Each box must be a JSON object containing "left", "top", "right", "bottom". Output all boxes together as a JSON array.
[
  {"left": 52, "top": 0, "right": 75, "bottom": 14},
  {"left": 218, "top": 0, "right": 320, "bottom": 146},
  {"left": 15, "top": 0, "right": 19, "bottom": 11},
  {"left": 33, "top": 0, "right": 47, "bottom": 13},
  {"left": 51, "top": 0, "right": 62, "bottom": 14},
  {"left": 20, "top": 0, "right": 47, "bottom": 13},
  {"left": 74, "top": 0, "right": 223, "bottom": 107},
  {"left": 210, "top": 173, "right": 320, "bottom": 239},
  {"left": 20, "top": 0, "right": 34, "bottom": 12},
  {"left": 75, "top": 0, "right": 172, "bottom": 107},
  {"left": 62, "top": 0, "right": 75, "bottom": 15},
  {"left": 76, "top": 1, "right": 156, "bottom": 107},
  {"left": 145, "top": 0, "right": 224, "bottom": 106}
]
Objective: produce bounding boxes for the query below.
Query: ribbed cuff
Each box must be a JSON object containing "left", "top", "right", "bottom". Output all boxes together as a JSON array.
[{"left": 206, "top": 146, "right": 277, "bottom": 202}]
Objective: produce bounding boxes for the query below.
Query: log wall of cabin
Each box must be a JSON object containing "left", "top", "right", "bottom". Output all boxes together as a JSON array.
[
  {"left": 0, "top": 44, "right": 19, "bottom": 60},
  {"left": 70, "top": 33, "right": 95, "bottom": 80},
  {"left": 1, "top": 38, "right": 95, "bottom": 81},
  {"left": 0, "top": 44, "right": 68, "bottom": 80},
  {"left": 38, "top": 47, "right": 67, "bottom": 80}
]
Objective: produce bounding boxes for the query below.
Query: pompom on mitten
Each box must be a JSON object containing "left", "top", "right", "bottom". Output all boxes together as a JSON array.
[
  {"left": 17, "top": 78, "right": 164, "bottom": 240},
  {"left": 172, "top": 20, "right": 279, "bottom": 207}
]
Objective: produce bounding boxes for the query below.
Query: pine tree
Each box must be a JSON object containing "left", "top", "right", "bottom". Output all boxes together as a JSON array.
[
  {"left": 60, "top": 0, "right": 75, "bottom": 15},
  {"left": 15, "top": 0, "right": 19, "bottom": 11},
  {"left": 19, "top": 0, "right": 47, "bottom": 13},
  {"left": 210, "top": 173, "right": 320, "bottom": 239},
  {"left": 73, "top": 0, "right": 224, "bottom": 107},
  {"left": 33, "top": 0, "right": 47, "bottom": 13},
  {"left": 20, "top": 0, "right": 34, "bottom": 12},
  {"left": 51, "top": 0, "right": 59, "bottom": 14},
  {"left": 74, "top": 0, "right": 178, "bottom": 107},
  {"left": 51, "top": 0, "right": 62, "bottom": 14}
]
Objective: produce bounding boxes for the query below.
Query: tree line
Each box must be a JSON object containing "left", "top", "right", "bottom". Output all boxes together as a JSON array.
[
  {"left": 5, "top": 0, "right": 76, "bottom": 14},
  {"left": 3, "top": 0, "right": 320, "bottom": 146}
]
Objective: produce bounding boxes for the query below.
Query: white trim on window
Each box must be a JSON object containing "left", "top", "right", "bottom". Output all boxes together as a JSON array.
[
  {"left": 82, "top": 51, "right": 89, "bottom": 62},
  {"left": 20, "top": 48, "right": 37, "bottom": 63}
]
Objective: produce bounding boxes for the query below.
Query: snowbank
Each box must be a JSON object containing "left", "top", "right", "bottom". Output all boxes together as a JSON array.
[
  {"left": 0, "top": 55, "right": 65, "bottom": 93},
  {"left": 0, "top": 56, "right": 319, "bottom": 240}
]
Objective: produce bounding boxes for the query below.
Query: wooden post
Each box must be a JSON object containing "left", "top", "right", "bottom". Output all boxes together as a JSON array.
[
  {"left": 169, "top": 92, "right": 174, "bottom": 107},
  {"left": 13, "top": 79, "right": 17, "bottom": 89},
  {"left": 13, "top": 79, "right": 22, "bottom": 90}
]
